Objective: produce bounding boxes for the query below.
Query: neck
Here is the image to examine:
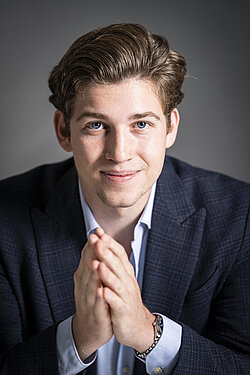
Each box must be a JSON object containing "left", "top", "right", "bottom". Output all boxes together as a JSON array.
[
  {"left": 94, "top": 207, "right": 140, "bottom": 256},
  {"left": 82, "top": 190, "right": 151, "bottom": 256}
]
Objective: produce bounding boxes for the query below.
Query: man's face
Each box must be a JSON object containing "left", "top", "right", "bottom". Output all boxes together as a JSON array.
[{"left": 55, "top": 78, "right": 179, "bottom": 212}]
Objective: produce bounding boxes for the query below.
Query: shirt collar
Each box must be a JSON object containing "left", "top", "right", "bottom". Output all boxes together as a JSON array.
[
  {"left": 138, "top": 182, "right": 156, "bottom": 230},
  {"left": 79, "top": 182, "right": 156, "bottom": 237}
]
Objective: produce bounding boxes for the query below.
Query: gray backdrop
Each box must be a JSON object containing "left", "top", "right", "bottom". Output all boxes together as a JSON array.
[{"left": 1, "top": 0, "right": 249, "bottom": 182}]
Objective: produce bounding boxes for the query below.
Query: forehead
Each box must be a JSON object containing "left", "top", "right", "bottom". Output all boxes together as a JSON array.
[{"left": 73, "top": 78, "right": 164, "bottom": 114}]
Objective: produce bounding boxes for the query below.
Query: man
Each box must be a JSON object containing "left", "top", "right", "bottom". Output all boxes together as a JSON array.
[{"left": 0, "top": 23, "right": 249, "bottom": 375}]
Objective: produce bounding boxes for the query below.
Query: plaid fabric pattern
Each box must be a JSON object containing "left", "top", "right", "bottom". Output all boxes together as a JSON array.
[{"left": 0, "top": 157, "right": 249, "bottom": 374}]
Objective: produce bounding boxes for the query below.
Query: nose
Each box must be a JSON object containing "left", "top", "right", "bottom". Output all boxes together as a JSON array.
[{"left": 105, "top": 128, "right": 134, "bottom": 162}]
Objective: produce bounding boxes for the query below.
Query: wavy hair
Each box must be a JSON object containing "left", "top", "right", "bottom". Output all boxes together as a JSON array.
[{"left": 48, "top": 23, "right": 186, "bottom": 129}]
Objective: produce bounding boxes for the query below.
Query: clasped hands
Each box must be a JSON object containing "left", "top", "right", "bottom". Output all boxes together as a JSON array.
[{"left": 72, "top": 228, "right": 155, "bottom": 361}]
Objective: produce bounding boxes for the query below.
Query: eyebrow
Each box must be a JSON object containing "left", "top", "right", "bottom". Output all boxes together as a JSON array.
[
  {"left": 76, "top": 111, "right": 161, "bottom": 122},
  {"left": 128, "top": 112, "right": 161, "bottom": 121},
  {"left": 76, "top": 112, "right": 108, "bottom": 122}
]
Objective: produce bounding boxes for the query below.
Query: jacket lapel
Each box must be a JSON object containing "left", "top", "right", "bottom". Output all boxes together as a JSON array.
[
  {"left": 31, "top": 164, "right": 87, "bottom": 323},
  {"left": 142, "top": 157, "right": 206, "bottom": 321},
  {"left": 31, "top": 157, "right": 206, "bottom": 375}
]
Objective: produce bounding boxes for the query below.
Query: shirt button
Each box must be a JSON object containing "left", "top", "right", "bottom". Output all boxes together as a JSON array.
[
  {"left": 122, "top": 365, "right": 130, "bottom": 373},
  {"left": 153, "top": 367, "right": 163, "bottom": 374}
]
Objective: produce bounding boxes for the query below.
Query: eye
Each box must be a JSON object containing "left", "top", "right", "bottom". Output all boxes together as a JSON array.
[
  {"left": 87, "top": 122, "right": 104, "bottom": 130},
  {"left": 135, "top": 121, "right": 149, "bottom": 129}
]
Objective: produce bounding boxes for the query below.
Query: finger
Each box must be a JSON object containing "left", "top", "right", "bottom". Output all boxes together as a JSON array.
[
  {"left": 94, "top": 237, "right": 125, "bottom": 278},
  {"left": 77, "top": 260, "right": 101, "bottom": 308},
  {"left": 94, "top": 227, "right": 105, "bottom": 238},
  {"left": 97, "top": 261, "right": 126, "bottom": 299},
  {"left": 77, "top": 234, "right": 99, "bottom": 274},
  {"left": 74, "top": 234, "right": 103, "bottom": 303},
  {"left": 87, "top": 260, "right": 103, "bottom": 303},
  {"left": 94, "top": 236, "right": 134, "bottom": 278},
  {"left": 88, "top": 233, "right": 99, "bottom": 246},
  {"left": 103, "top": 235, "right": 135, "bottom": 276},
  {"left": 94, "top": 286, "right": 110, "bottom": 322},
  {"left": 103, "top": 286, "right": 123, "bottom": 314},
  {"left": 103, "top": 234, "right": 128, "bottom": 260},
  {"left": 96, "top": 246, "right": 128, "bottom": 282}
]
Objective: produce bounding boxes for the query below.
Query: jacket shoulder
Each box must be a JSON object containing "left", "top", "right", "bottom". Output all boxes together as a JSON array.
[
  {"left": 167, "top": 156, "right": 250, "bottom": 206},
  {"left": 0, "top": 158, "right": 75, "bottom": 212}
]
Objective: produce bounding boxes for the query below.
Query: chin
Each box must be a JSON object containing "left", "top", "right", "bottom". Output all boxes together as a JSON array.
[
  {"left": 97, "top": 191, "right": 147, "bottom": 209},
  {"left": 101, "top": 198, "right": 137, "bottom": 209}
]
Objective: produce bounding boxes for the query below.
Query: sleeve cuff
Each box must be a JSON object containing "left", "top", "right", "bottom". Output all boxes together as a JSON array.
[
  {"left": 135, "top": 314, "right": 182, "bottom": 375},
  {"left": 56, "top": 316, "right": 96, "bottom": 375}
]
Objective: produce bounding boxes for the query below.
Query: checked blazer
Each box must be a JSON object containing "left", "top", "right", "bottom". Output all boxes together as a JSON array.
[{"left": 0, "top": 156, "right": 249, "bottom": 374}]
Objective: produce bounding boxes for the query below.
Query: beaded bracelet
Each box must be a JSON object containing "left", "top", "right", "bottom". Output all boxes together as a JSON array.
[{"left": 135, "top": 314, "right": 163, "bottom": 360}]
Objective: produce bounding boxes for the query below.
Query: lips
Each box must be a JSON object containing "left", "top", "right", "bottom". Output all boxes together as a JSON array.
[{"left": 101, "top": 170, "right": 139, "bottom": 183}]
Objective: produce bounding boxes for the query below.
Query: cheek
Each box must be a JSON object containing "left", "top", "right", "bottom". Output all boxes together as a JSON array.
[
  {"left": 140, "top": 136, "right": 166, "bottom": 164},
  {"left": 72, "top": 137, "right": 106, "bottom": 168}
]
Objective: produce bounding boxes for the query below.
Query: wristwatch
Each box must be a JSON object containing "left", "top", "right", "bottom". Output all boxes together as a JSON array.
[{"left": 135, "top": 314, "right": 163, "bottom": 360}]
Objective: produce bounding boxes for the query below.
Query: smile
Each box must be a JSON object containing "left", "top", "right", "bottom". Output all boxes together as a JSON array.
[{"left": 100, "top": 171, "right": 139, "bottom": 183}]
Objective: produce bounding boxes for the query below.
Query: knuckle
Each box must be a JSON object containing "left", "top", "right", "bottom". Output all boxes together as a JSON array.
[
  {"left": 116, "top": 300, "right": 124, "bottom": 313},
  {"left": 105, "top": 272, "right": 113, "bottom": 285},
  {"left": 116, "top": 282, "right": 123, "bottom": 294},
  {"left": 74, "top": 270, "right": 79, "bottom": 282},
  {"left": 128, "top": 262, "right": 135, "bottom": 274}
]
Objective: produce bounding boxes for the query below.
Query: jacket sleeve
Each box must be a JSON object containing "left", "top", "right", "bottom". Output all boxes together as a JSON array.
[
  {"left": 0, "top": 265, "right": 59, "bottom": 374},
  {"left": 173, "top": 206, "right": 250, "bottom": 374},
  {"left": 0, "top": 325, "right": 59, "bottom": 374},
  {"left": 0, "top": 262, "right": 89, "bottom": 375}
]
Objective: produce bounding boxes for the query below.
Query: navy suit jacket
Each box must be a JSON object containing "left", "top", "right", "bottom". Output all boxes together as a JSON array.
[{"left": 0, "top": 156, "right": 249, "bottom": 374}]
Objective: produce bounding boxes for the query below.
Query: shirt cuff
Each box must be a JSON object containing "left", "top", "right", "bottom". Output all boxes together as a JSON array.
[
  {"left": 143, "top": 314, "right": 182, "bottom": 375},
  {"left": 56, "top": 315, "right": 96, "bottom": 375}
]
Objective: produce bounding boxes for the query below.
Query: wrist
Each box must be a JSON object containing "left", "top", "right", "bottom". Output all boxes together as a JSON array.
[
  {"left": 134, "top": 314, "right": 163, "bottom": 360},
  {"left": 132, "top": 312, "right": 155, "bottom": 353},
  {"left": 72, "top": 314, "right": 98, "bottom": 361}
]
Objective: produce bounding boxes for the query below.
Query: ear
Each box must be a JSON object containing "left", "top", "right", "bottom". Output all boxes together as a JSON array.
[
  {"left": 165, "top": 108, "right": 180, "bottom": 149},
  {"left": 54, "top": 110, "right": 72, "bottom": 152}
]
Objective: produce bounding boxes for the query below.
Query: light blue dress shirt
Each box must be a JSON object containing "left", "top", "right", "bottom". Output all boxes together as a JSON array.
[{"left": 57, "top": 183, "right": 182, "bottom": 374}]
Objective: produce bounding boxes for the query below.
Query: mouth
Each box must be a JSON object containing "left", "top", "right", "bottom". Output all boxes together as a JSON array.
[{"left": 100, "top": 170, "right": 139, "bottom": 183}]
